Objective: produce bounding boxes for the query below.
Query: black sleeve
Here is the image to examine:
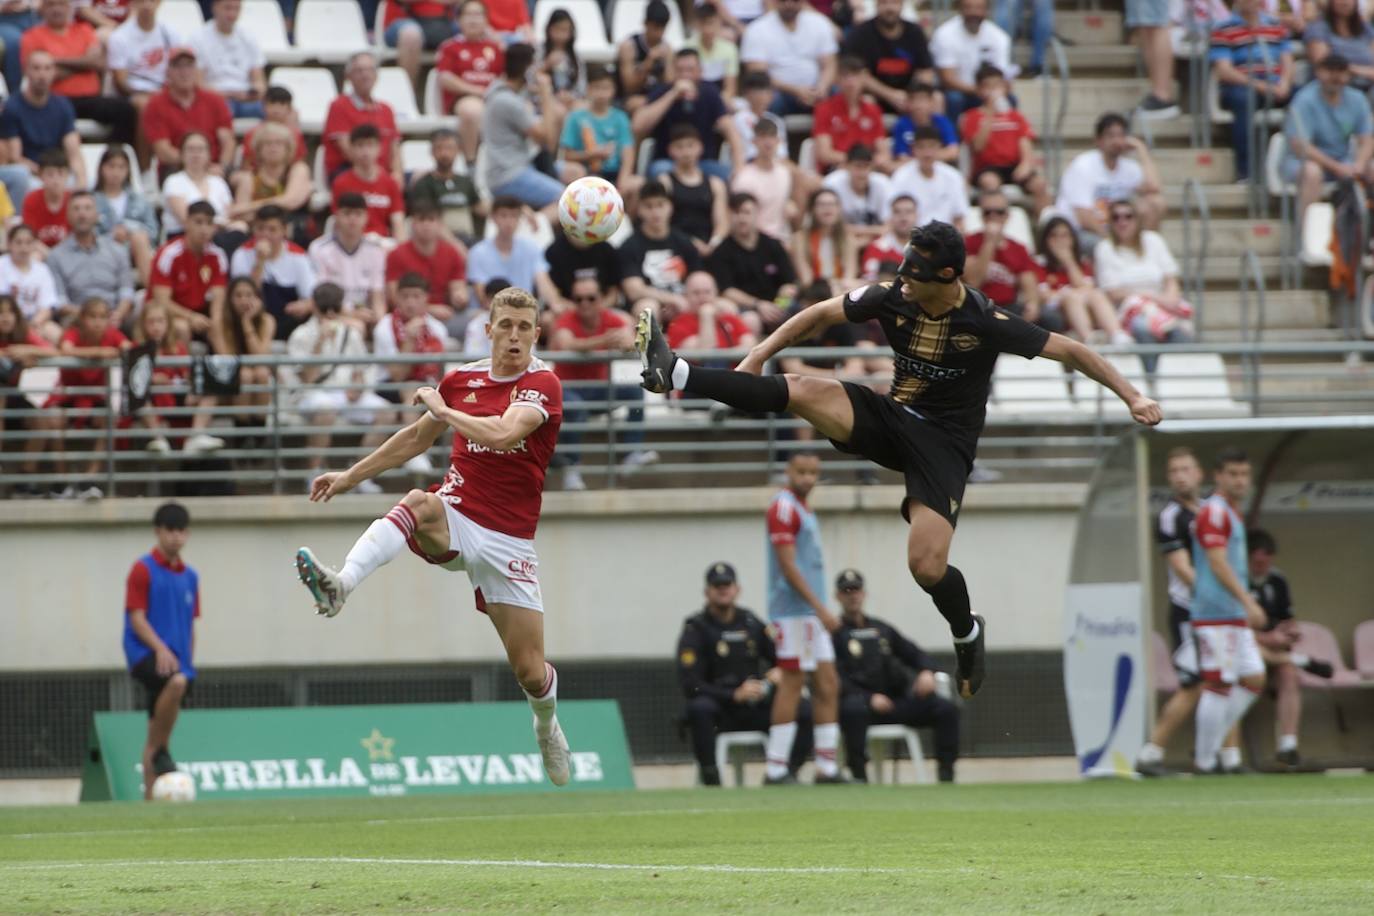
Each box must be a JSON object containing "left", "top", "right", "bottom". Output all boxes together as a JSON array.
[
  {"left": 1271, "top": 572, "right": 1294, "bottom": 623},
  {"left": 840, "top": 26, "right": 870, "bottom": 63},
  {"left": 677, "top": 234, "right": 704, "bottom": 274},
  {"left": 617, "top": 236, "right": 645, "bottom": 281},
  {"left": 770, "top": 237, "right": 797, "bottom": 287},
  {"left": 1156, "top": 505, "right": 1186, "bottom": 555},
  {"left": 677, "top": 621, "right": 734, "bottom": 702},
  {"left": 883, "top": 621, "right": 935, "bottom": 674},
  {"left": 908, "top": 25, "right": 934, "bottom": 71},
  {"left": 986, "top": 305, "right": 1051, "bottom": 359},
  {"left": 842, "top": 282, "right": 890, "bottom": 323},
  {"left": 705, "top": 242, "right": 738, "bottom": 291}
]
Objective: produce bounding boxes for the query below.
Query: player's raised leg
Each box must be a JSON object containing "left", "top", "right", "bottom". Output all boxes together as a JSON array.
[
  {"left": 486, "top": 602, "right": 570, "bottom": 786},
  {"left": 907, "top": 503, "right": 986, "bottom": 699}
]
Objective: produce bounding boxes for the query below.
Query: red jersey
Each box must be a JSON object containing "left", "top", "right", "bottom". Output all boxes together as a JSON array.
[
  {"left": 382, "top": 0, "right": 450, "bottom": 26},
  {"left": 332, "top": 169, "right": 404, "bottom": 237},
  {"left": 21, "top": 23, "right": 102, "bottom": 97},
  {"left": 963, "top": 232, "right": 1043, "bottom": 308},
  {"left": 58, "top": 325, "right": 128, "bottom": 389},
  {"left": 22, "top": 190, "right": 71, "bottom": 247},
  {"left": 667, "top": 311, "right": 752, "bottom": 350},
  {"left": 1041, "top": 257, "right": 1093, "bottom": 294},
  {"left": 433, "top": 357, "right": 563, "bottom": 539},
  {"left": 142, "top": 88, "right": 234, "bottom": 162},
  {"left": 322, "top": 93, "right": 399, "bottom": 176},
  {"left": 811, "top": 94, "right": 886, "bottom": 164},
  {"left": 385, "top": 238, "right": 466, "bottom": 304},
  {"left": 150, "top": 237, "right": 229, "bottom": 313},
  {"left": 960, "top": 108, "right": 1035, "bottom": 175},
  {"left": 436, "top": 38, "right": 504, "bottom": 113},
  {"left": 552, "top": 308, "right": 629, "bottom": 382},
  {"left": 484, "top": 0, "right": 530, "bottom": 33},
  {"left": 860, "top": 234, "right": 904, "bottom": 279}
]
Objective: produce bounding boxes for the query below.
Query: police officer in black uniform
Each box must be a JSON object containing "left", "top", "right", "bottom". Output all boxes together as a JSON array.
[
  {"left": 678, "top": 562, "right": 812, "bottom": 786},
  {"left": 831, "top": 569, "right": 960, "bottom": 783}
]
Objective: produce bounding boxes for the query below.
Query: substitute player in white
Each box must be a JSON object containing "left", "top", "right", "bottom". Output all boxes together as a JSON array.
[{"left": 294, "top": 287, "right": 571, "bottom": 786}]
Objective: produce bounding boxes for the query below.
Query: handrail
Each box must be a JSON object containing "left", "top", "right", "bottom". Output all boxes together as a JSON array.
[
  {"left": 1245, "top": 38, "right": 1276, "bottom": 220},
  {"left": 1351, "top": 180, "right": 1370, "bottom": 342},
  {"left": 1039, "top": 36, "right": 1070, "bottom": 188},
  {"left": 1237, "top": 249, "right": 1267, "bottom": 414},
  {"left": 1187, "top": 9, "right": 1213, "bottom": 149},
  {"left": 1180, "top": 177, "right": 1211, "bottom": 332}
]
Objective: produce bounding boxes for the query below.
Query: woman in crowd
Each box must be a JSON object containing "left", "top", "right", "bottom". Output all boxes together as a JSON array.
[
  {"left": 132, "top": 299, "right": 224, "bottom": 456},
  {"left": 1037, "top": 216, "right": 1131, "bottom": 346},
  {"left": 539, "top": 9, "right": 585, "bottom": 111},
  {"left": 162, "top": 132, "right": 247, "bottom": 252},
  {"left": 791, "top": 188, "right": 857, "bottom": 286},
  {"left": 208, "top": 277, "right": 276, "bottom": 433},
  {"left": 92, "top": 147, "right": 158, "bottom": 285},
  {"left": 0, "top": 225, "right": 60, "bottom": 344},
  {"left": 0, "top": 296, "right": 58, "bottom": 497},
  {"left": 230, "top": 122, "right": 313, "bottom": 242},
  {"left": 1094, "top": 199, "right": 1195, "bottom": 371},
  {"left": 1302, "top": 0, "right": 1374, "bottom": 91}
]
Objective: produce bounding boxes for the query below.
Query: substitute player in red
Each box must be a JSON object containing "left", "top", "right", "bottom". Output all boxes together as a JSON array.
[{"left": 294, "top": 286, "right": 571, "bottom": 785}]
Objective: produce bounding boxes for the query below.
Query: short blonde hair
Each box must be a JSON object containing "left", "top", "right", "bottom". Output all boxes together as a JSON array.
[
  {"left": 252, "top": 121, "right": 296, "bottom": 163},
  {"left": 490, "top": 287, "right": 539, "bottom": 315}
]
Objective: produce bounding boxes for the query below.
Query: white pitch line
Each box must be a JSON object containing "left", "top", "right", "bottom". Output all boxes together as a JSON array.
[{"left": 2, "top": 856, "right": 906, "bottom": 876}]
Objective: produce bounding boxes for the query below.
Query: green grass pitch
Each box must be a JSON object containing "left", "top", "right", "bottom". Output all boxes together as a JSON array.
[{"left": 4, "top": 775, "right": 1372, "bottom": 913}]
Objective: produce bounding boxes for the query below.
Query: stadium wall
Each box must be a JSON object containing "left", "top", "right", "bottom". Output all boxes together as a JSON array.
[{"left": 1, "top": 484, "right": 1084, "bottom": 670}]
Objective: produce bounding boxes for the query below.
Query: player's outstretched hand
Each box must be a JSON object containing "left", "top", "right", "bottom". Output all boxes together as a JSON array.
[
  {"left": 412, "top": 386, "right": 446, "bottom": 416},
  {"left": 310, "top": 471, "right": 353, "bottom": 503},
  {"left": 1129, "top": 395, "right": 1163, "bottom": 427}
]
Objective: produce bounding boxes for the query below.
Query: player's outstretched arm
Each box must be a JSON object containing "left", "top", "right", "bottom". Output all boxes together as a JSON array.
[
  {"left": 310, "top": 413, "right": 447, "bottom": 502},
  {"left": 1038, "top": 333, "right": 1163, "bottom": 426},
  {"left": 736, "top": 297, "right": 850, "bottom": 376},
  {"left": 413, "top": 386, "right": 545, "bottom": 451}
]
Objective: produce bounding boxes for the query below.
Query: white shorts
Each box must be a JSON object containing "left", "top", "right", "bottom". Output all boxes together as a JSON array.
[
  {"left": 297, "top": 387, "right": 391, "bottom": 426},
  {"left": 772, "top": 616, "right": 836, "bottom": 673},
  {"left": 1194, "top": 620, "right": 1264, "bottom": 685},
  {"left": 1172, "top": 622, "right": 1199, "bottom": 679},
  {"left": 406, "top": 501, "right": 544, "bottom": 614}
]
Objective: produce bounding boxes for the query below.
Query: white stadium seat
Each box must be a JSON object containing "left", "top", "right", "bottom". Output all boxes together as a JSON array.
[
  {"left": 400, "top": 139, "right": 436, "bottom": 176},
  {"left": 988, "top": 354, "right": 1088, "bottom": 419},
  {"left": 533, "top": 0, "right": 615, "bottom": 63},
  {"left": 156, "top": 0, "right": 204, "bottom": 36},
  {"left": 1301, "top": 202, "right": 1334, "bottom": 268},
  {"left": 267, "top": 67, "right": 339, "bottom": 134},
  {"left": 293, "top": 0, "right": 371, "bottom": 64},
  {"left": 609, "top": 0, "right": 685, "bottom": 47},
  {"left": 865, "top": 725, "right": 930, "bottom": 785},
  {"left": 238, "top": 0, "right": 302, "bottom": 64},
  {"left": 374, "top": 67, "right": 420, "bottom": 120},
  {"left": 1153, "top": 353, "right": 1247, "bottom": 417}
]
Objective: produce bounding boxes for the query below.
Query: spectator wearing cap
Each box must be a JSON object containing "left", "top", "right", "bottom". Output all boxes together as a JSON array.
[
  {"left": 812, "top": 56, "right": 892, "bottom": 173},
  {"left": 740, "top": 0, "right": 836, "bottom": 117},
  {"left": 108, "top": 0, "right": 180, "bottom": 111},
  {"left": 1283, "top": 53, "right": 1374, "bottom": 228},
  {"left": 1210, "top": 0, "right": 1294, "bottom": 181},
  {"left": 963, "top": 187, "right": 1046, "bottom": 326},
  {"left": 677, "top": 561, "right": 812, "bottom": 786},
  {"left": 635, "top": 48, "right": 745, "bottom": 181},
  {"left": 841, "top": 0, "right": 935, "bottom": 113},
  {"left": 0, "top": 50, "right": 84, "bottom": 209},
  {"left": 928, "top": 0, "right": 1015, "bottom": 122},
  {"left": 832, "top": 568, "right": 961, "bottom": 783},
  {"left": 730, "top": 117, "right": 795, "bottom": 240},
  {"left": 308, "top": 191, "right": 388, "bottom": 327},
  {"left": 322, "top": 52, "right": 402, "bottom": 182},
  {"left": 190, "top": 0, "right": 268, "bottom": 120},
  {"left": 21, "top": 0, "right": 137, "bottom": 145},
  {"left": 142, "top": 46, "right": 235, "bottom": 178},
  {"left": 618, "top": 0, "right": 675, "bottom": 106},
  {"left": 823, "top": 145, "right": 892, "bottom": 238}
]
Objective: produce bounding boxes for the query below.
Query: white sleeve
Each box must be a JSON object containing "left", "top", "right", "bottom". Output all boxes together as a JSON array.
[
  {"left": 297, "top": 254, "right": 316, "bottom": 300},
  {"left": 36, "top": 264, "right": 58, "bottom": 311},
  {"left": 1093, "top": 239, "right": 1123, "bottom": 289},
  {"left": 814, "top": 14, "right": 838, "bottom": 55},
  {"left": 229, "top": 246, "right": 254, "bottom": 277},
  {"left": 739, "top": 21, "right": 766, "bottom": 64},
  {"left": 427, "top": 316, "right": 451, "bottom": 345},
  {"left": 947, "top": 169, "right": 969, "bottom": 217},
  {"left": 286, "top": 325, "right": 313, "bottom": 358},
  {"left": 372, "top": 319, "right": 397, "bottom": 355},
  {"left": 107, "top": 28, "right": 132, "bottom": 70},
  {"left": 247, "top": 34, "right": 266, "bottom": 70},
  {"left": 990, "top": 26, "right": 1014, "bottom": 73},
  {"left": 1146, "top": 232, "right": 1181, "bottom": 278},
  {"left": 929, "top": 28, "right": 957, "bottom": 70},
  {"left": 1057, "top": 156, "right": 1094, "bottom": 212}
]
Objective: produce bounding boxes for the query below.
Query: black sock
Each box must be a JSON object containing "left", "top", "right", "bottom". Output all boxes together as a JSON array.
[
  {"left": 682, "top": 364, "right": 790, "bottom": 413},
  {"left": 922, "top": 565, "right": 974, "bottom": 638}
]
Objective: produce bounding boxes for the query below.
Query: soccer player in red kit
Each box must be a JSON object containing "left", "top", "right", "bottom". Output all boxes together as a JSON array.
[{"left": 294, "top": 286, "right": 571, "bottom": 785}]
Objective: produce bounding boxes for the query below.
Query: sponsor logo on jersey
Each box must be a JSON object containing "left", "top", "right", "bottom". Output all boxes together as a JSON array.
[
  {"left": 951, "top": 333, "right": 980, "bottom": 351},
  {"left": 467, "top": 378, "right": 486, "bottom": 387},
  {"left": 467, "top": 439, "right": 527, "bottom": 454},
  {"left": 893, "top": 353, "right": 968, "bottom": 382},
  {"left": 513, "top": 388, "right": 548, "bottom": 404},
  {"left": 506, "top": 558, "right": 538, "bottom": 583}
]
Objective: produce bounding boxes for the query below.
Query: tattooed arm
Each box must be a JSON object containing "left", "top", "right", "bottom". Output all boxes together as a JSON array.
[{"left": 735, "top": 297, "right": 848, "bottom": 375}]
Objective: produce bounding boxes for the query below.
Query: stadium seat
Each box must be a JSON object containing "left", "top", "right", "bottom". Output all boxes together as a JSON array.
[
  {"left": 864, "top": 724, "right": 930, "bottom": 784},
  {"left": 471, "top": 143, "right": 491, "bottom": 200},
  {"left": 533, "top": 0, "right": 615, "bottom": 63},
  {"left": 1073, "top": 353, "right": 1145, "bottom": 415},
  {"left": 239, "top": 0, "right": 302, "bottom": 65},
  {"left": 293, "top": 0, "right": 372, "bottom": 64},
  {"left": 609, "top": 0, "right": 686, "bottom": 47},
  {"left": 606, "top": 208, "right": 635, "bottom": 247},
  {"left": 713, "top": 731, "right": 767, "bottom": 787},
  {"left": 635, "top": 138, "right": 655, "bottom": 177},
  {"left": 797, "top": 138, "right": 815, "bottom": 174},
  {"left": 1354, "top": 620, "right": 1374, "bottom": 679},
  {"left": 1152, "top": 631, "right": 1180, "bottom": 694},
  {"left": 374, "top": 66, "right": 451, "bottom": 134},
  {"left": 157, "top": 0, "right": 204, "bottom": 35},
  {"left": 422, "top": 68, "right": 445, "bottom": 118},
  {"left": 309, "top": 145, "right": 331, "bottom": 210},
  {"left": 1152, "top": 353, "right": 1246, "bottom": 418},
  {"left": 1290, "top": 621, "right": 1366, "bottom": 688},
  {"left": 267, "top": 67, "right": 339, "bottom": 135},
  {"left": 76, "top": 120, "right": 111, "bottom": 141},
  {"left": 80, "top": 143, "right": 144, "bottom": 195},
  {"left": 400, "top": 138, "right": 435, "bottom": 176},
  {"left": 962, "top": 206, "right": 1033, "bottom": 250},
  {"left": 988, "top": 353, "right": 1087, "bottom": 419},
  {"left": 1300, "top": 201, "right": 1334, "bottom": 267}
]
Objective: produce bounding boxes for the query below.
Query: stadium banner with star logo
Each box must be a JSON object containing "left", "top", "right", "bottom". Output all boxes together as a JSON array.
[{"left": 79, "top": 702, "right": 634, "bottom": 801}]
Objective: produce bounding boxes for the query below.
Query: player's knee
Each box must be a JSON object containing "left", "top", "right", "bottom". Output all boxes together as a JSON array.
[
  {"left": 166, "top": 674, "right": 188, "bottom": 696},
  {"left": 455, "top": 96, "right": 483, "bottom": 120},
  {"left": 908, "top": 551, "right": 948, "bottom": 588},
  {"left": 686, "top": 695, "right": 718, "bottom": 721}
]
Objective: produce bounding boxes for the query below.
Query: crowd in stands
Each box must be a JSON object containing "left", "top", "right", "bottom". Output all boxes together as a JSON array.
[{"left": 0, "top": 0, "right": 1362, "bottom": 498}]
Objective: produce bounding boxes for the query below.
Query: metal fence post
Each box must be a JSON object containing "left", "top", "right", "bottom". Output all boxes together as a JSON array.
[
  {"left": 104, "top": 366, "right": 116, "bottom": 496},
  {"left": 270, "top": 363, "right": 283, "bottom": 496}
]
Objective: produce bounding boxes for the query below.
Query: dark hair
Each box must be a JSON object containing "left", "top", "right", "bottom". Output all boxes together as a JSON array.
[
  {"left": 186, "top": 200, "right": 217, "bottom": 221},
  {"left": 695, "top": 2, "right": 718, "bottom": 18},
  {"left": 7, "top": 223, "right": 33, "bottom": 244},
  {"left": 543, "top": 9, "right": 579, "bottom": 82},
  {"left": 407, "top": 199, "right": 441, "bottom": 219},
  {"left": 264, "top": 85, "right": 292, "bottom": 105},
  {"left": 458, "top": 0, "right": 487, "bottom": 15},
  {"left": 37, "top": 148, "right": 68, "bottom": 171},
  {"left": 490, "top": 195, "right": 523, "bottom": 213},
  {"left": 838, "top": 55, "right": 866, "bottom": 74},
  {"left": 911, "top": 125, "right": 943, "bottom": 145},
  {"left": 1248, "top": 528, "right": 1277, "bottom": 555},
  {"left": 753, "top": 117, "right": 779, "bottom": 138},
  {"left": 484, "top": 277, "right": 511, "bottom": 297},
  {"left": 153, "top": 501, "right": 190, "bottom": 530},
  {"left": 727, "top": 191, "right": 757, "bottom": 211},
  {"left": 800, "top": 280, "right": 832, "bottom": 305},
  {"left": 907, "top": 79, "right": 936, "bottom": 96},
  {"left": 1317, "top": 52, "right": 1351, "bottom": 71},
  {"left": 741, "top": 70, "right": 771, "bottom": 91},
  {"left": 97, "top": 145, "right": 133, "bottom": 190},
  {"left": 1167, "top": 445, "right": 1198, "bottom": 463},
  {"left": 505, "top": 42, "right": 536, "bottom": 79},
  {"left": 1325, "top": 0, "right": 1365, "bottom": 38},
  {"left": 908, "top": 221, "right": 966, "bottom": 277},
  {"left": 668, "top": 123, "right": 702, "bottom": 145},
  {"left": 639, "top": 179, "right": 670, "bottom": 203},
  {"left": 975, "top": 63, "right": 1005, "bottom": 83},
  {"left": 429, "top": 127, "right": 458, "bottom": 143},
  {"left": 889, "top": 193, "right": 916, "bottom": 211},
  {"left": 674, "top": 47, "right": 700, "bottom": 61},
  {"left": 349, "top": 123, "right": 381, "bottom": 144},
  {"left": 0, "top": 294, "right": 29, "bottom": 344},
  {"left": 254, "top": 204, "right": 286, "bottom": 224},
  {"left": 397, "top": 271, "right": 430, "bottom": 293},
  {"left": 586, "top": 62, "right": 613, "bottom": 84},
  {"left": 1095, "top": 112, "right": 1128, "bottom": 138},
  {"left": 336, "top": 191, "right": 367, "bottom": 211},
  {"left": 1213, "top": 447, "right": 1249, "bottom": 471},
  {"left": 313, "top": 281, "right": 345, "bottom": 313},
  {"left": 1037, "top": 216, "right": 1082, "bottom": 275},
  {"left": 68, "top": 189, "right": 95, "bottom": 207},
  {"left": 846, "top": 143, "right": 873, "bottom": 162},
  {"left": 789, "top": 450, "right": 820, "bottom": 464}
]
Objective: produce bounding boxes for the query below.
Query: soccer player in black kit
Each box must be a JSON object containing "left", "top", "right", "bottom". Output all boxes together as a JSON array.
[{"left": 638, "top": 221, "right": 1163, "bottom": 698}]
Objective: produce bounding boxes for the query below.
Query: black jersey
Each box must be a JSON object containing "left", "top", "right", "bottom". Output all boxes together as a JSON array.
[
  {"left": 1156, "top": 499, "right": 1198, "bottom": 610},
  {"left": 1250, "top": 569, "right": 1293, "bottom": 631},
  {"left": 832, "top": 614, "right": 935, "bottom": 699},
  {"left": 842, "top": 281, "right": 1049, "bottom": 451},
  {"left": 676, "top": 607, "right": 776, "bottom": 703}
]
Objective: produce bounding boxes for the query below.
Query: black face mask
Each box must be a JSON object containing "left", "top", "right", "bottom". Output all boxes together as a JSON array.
[{"left": 896, "top": 244, "right": 959, "bottom": 284}]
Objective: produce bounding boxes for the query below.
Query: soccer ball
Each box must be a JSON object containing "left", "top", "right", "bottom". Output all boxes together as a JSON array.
[
  {"left": 151, "top": 770, "right": 197, "bottom": 802},
  {"left": 557, "top": 176, "right": 625, "bottom": 246}
]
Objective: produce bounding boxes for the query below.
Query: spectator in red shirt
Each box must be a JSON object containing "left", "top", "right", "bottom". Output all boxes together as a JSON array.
[
  {"left": 44, "top": 295, "right": 131, "bottom": 499},
  {"left": 241, "top": 86, "right": 306, "bottom": 171},
  {"left": 385, "top": 201, "right": 467, "bottom": 323},
  {"left": 142, "top": 46, "right": 235, "bottom": 178},
  {"left": 373, "top": 272, "right": 449, "bottom": 405},
  {"left": 322, "top": 51, "right": 401, "bottom": 181},
  {"left": 1036, "top": 215, "right": 1129, "bottom": 345},
  {"left": 331, "top": 124, "right": 406, "bottom": 241},
  {"left": 963, "top": 188, "right": 1046, "bottom": 325},
  {"left": 22, "top": 0, "right": 137, "bottom": 144},
  {"left": 666, "top": 270, "right": 757, "bottom": 353},
  {"left": 483, "top": 0, "right": 530, "bottom": 42},
  {"left": 149, "top": 200, "right": 228, "bottom": 337},
  {"left": 22, "top": 149, "right": 72, "bottom": 249},
  {"left": 384, "top": 0, "right": 460, "bottom": 89},
  {"left": 436, "top": 0, "right": 504, "bottom": 162},
  {"left": 131, "top": 298, "right": 221, "bottom": 455},
  {"left": 811, "top": 57, "right": 891, "bottom": 172},
  {"left": 959, "top": 64, "right": 1050, "bottom": 215}
]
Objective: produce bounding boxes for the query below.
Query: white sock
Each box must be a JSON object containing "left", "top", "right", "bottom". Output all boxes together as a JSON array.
[
  {"left": 1290, "top": 652, "right": 1309, "bottom": 668},
  {"left": 339, "top": 506, "right": 415, "bottom": 592},
  {"left": 1219, "top": 745, "right": 1242, "bottom": 770},
  {"left": 814, "top": 723, "right": 839, "bottom": 777},
  {"left": 524, "top": 662, "right": 558, "bottom": 737},
  {"left": 952, "top": 618, "right": 980, "bottom": 644},
  {"left": 766, "top": 721, "right": 797, "bottom": 779},
  {"left": 1224, "top": 685, "right": 1259, "bottom": 731},
  {"left": 671, "top": 357, "right": 691, "bottom": 390},
  {"left": 1194, "top": 688, "right": 1230, "bottom": 770},
  {"left": 1278, "top": 733, "right": 1298, "bottom": 753},
  {"left": 1137, "top": 742, "right": 1164, "bottom": 765}
]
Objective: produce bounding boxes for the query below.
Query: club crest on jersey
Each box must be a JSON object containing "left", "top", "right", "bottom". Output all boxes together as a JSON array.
[
  {"left": 848, "top": 285, "right": 871, "bottom": 301},
  {"left": 951, "top": 333, "right": 981, "bottom": 351},
  {"left": 513, "top": 388, "right": 548, "bottom": 404}
]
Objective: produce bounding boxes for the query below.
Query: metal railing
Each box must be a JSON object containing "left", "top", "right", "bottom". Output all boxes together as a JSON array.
[
  {"left": 1237, "top": 249, "right": 1267, "bottom": 413},
  {"left": 1040, "top": 36, "right": 1070, "bottom": 189},
  {"left": 1186, "top": 9, "right": 1214, "bottom": 149},
  {"left": 1180, "top": 177, "right": 1211, "bottom": 327}
]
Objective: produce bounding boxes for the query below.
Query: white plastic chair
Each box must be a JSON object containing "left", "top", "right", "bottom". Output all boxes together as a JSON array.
[
  {"left": 239, "top": 0, "right": 299, "bottom": 64},
  {"left": 533, "top": 0, "right": 615, "bottom": 62},
  {"left": 609, "top": 0, "right": 686, "bottom": 47},
  {"left": 423, "top": 67, "right": 445, "bottom": 117},
  {"left": 157, "top": 0, "right": 205, "bottom": 36},
  {"left": 374, "top": 66, "right": 420, "bottom": 120},
  {"left": 865, "top": 724, "right": 930, "bottom": 784},
  {"left": 267, "top": 67, "right": 339, "bottom": 134},
  {"left": 988, "top": 353, "right": 1088, "bottom": 418},
  {"left": 400, "top": 138, "right": 436, "bottom": 176},
  {"left": 714, "top": 731, "right": 767, "bottom": 787},
  {"left": 293, "top": 0, "right": 371, "bottom": 63},
  {"left": 797, "top": 138, "right": 816, "bottom": 174},
  {"left": 1153, "top": 352, "right": 1247, "bottom": 417}
]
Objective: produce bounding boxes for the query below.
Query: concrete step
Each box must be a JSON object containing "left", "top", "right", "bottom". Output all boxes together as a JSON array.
[
  {"left": 1152, "top": 147, "right": 1236, "bottom": 183},
  {"left": 1162, "top": 182, "right": 1253, "bottom": 215},
  {"left": 930, "top": 10, "right": 1125, "bottom": 46},
  {"left": 1017, "top": 43, "right": 1139, "bottom": 74},
  {"left": 1017, "top": 77, "right": 1166, "bottom": 121},
  {"left": 1160, "top": 217, "right": 1281, "bottom": 255},
  {"left": 1193, "top": 289, "right": 1330, "bottom": 329},
  {"left": 1051, "top": 113, "right": 1194, "bottom": 146}
]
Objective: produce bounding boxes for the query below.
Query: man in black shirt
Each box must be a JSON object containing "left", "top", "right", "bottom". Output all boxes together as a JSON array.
[
  {"left": 705, "top": 192, "right": 797, "bottom": 334},
  {"left": 842, "top": 0, "right": 936, "bottom": 112},
  {"left": 618, "top": 180, "right": 703, "bottom": 323},
  {"left": 638, "top": 220, "right": 1163, "bottom": 699},
  {"left": 677, "top": 562, "right": 812, "bottom": 785},
  {"left": 632, "top": 48, "right": 744, "bottom": 181},
  {"left": 546, "top": 224, "right": 622, "bottom": 306},
  {"left": 831, "top": 569, "right": 960, "bottom": 782}
]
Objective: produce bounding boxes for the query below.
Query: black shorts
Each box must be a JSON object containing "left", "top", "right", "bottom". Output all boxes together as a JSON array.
[
  {"left": 831, "top": 382, "right": 972, "bottom": 527},
  {"left": 129, "top": 653, "right": 193, "bottom": 717},
  {"left": 1168, "top": 602, "right": 1200, "bottom": 688}
]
